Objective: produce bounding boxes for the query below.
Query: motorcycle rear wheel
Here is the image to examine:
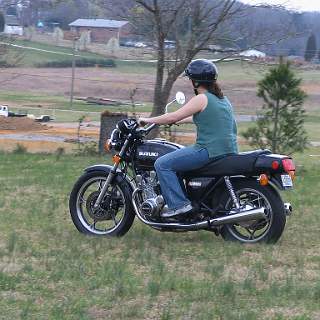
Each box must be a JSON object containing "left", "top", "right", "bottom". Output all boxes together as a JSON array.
[
  {"left": 220, "top": 180, "right": 286, "bottom": 244},
  {"left": 69, "top": 171, "right": 135, "bottom": 237}
]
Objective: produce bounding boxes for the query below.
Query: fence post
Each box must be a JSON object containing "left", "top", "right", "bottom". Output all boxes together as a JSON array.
[{"left": 99, "top": 111, "right": 128, "bottom": 154}]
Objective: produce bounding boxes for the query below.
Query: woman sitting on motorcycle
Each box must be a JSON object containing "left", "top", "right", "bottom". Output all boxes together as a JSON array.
[{"left": 139, "top": 59, "right": 238, "bottom": 218}]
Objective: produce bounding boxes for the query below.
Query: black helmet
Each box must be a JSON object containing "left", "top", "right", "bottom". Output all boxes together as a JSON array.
[{"left": 184, "top": 59, "right": 218, "bottom": 83}]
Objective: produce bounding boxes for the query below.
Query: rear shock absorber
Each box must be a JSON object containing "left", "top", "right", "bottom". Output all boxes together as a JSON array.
[{"left": 224, "top": 176, "right": 240, "bottom": 210}]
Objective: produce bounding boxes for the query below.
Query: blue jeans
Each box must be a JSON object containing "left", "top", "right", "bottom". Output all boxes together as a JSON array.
[{"left": 154, "top": 146, "right": 210, "bottom": 210}]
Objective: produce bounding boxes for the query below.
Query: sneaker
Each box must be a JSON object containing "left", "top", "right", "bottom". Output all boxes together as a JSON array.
[{"left": 161, "top": 204, "right": 193, "bottom": 218}]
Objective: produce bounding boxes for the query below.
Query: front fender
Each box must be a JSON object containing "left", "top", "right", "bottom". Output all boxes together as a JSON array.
[
  {"left": 84, "top": 164, "right": 136, "bottom": 192},
  {"left": 85, "top": 164, "right": 119, "bottom": 174}
]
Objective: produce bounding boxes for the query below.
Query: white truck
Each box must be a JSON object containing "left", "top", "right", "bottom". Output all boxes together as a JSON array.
[
  {"left": 0, "top": 105, "right": 53, "bottom": 122},
  {"left": 0, "top": 105, "right": 9, "bottom": 117}
]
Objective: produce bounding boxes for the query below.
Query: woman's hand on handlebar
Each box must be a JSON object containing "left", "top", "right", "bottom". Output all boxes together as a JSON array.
[{"left": 138, "top": 117, "right": 149, "bottom": 127}]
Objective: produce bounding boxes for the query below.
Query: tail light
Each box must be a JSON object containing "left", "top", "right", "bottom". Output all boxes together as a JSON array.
[{"left": 282, "top": 158, "right": 295, "bottom": 179}]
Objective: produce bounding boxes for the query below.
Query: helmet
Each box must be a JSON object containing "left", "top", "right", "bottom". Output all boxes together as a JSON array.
[{"left": 184, "top": 59, "right": 218, "bottom": 83}]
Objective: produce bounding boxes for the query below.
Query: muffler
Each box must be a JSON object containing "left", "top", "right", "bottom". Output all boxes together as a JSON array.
[
  {"left": 132, "top": 189, "right": 267, "bottom": 231},
  {"left": 209, "top": 207, "right": 266, "bottom": 226},
  {"left": 284, "top": 202, "right": 292, "bottom": 216}
]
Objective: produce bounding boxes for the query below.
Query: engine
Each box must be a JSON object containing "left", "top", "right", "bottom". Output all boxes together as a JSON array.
[{"left": 136, "top": 171, "right": 164, "bottom": 218}]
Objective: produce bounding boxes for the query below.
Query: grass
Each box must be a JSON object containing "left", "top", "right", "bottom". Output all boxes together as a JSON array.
[
  {"left": 0, "top": 148, "right": 319, "bottom": 319},
  {"left": 0, "top": 91, "right": 153, "bottom": 122},
  {"left": 7, "top": 39, "right": 111, "bottom": 67}
]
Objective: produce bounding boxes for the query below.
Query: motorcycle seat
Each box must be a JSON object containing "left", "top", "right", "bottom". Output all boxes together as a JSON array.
[{"left": 184, "top": 149, "right": 271, "bottom": 177}]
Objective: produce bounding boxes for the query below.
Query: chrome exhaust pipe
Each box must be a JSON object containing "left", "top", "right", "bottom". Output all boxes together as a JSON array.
[
  {"left": 284, "top": 202, "right": 292, "bottom": 216},
  {"left": 209, "top": 207, "right": 266, "bottom": 226},
  {"left": 132, "top": 189, "right": 267, "bottom": 230}
]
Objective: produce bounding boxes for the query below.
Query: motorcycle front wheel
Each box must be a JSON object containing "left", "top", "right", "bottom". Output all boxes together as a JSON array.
[
  {"left": 69, "top": 171, "right": 135, "bottom": 237},
  {"left": 220, "top": 180, "right": 286, "bottom": 244}
]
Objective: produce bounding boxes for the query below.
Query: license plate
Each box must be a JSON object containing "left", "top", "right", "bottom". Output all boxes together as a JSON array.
[{"left": 281, "top": 174, "right": 293, "bottom": 187}]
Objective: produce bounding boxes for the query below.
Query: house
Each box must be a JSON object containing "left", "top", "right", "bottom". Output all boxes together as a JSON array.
[
  {"left": 3, "top": 15, "right": 23, "bottom": 36},
  {"left": 69, "top": 19, "right": 131, "bottom": 43}
]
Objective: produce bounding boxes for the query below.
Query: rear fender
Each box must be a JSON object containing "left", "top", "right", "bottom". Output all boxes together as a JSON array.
[
  {"left": 84, "top": 165, "right": 135, "bottom": 192},
  {"left": 269, "top": 175, "right": 291, "bottom": 191}
]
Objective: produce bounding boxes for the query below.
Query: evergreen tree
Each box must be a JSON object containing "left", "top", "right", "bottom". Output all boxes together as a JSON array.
[
  {"left": 0, "top": 12, "right": 5, "bottom": 33},
  {"left": 243, "top": 62, "right": 308, "bottom": 155},
  {"left": 304, "top": 33, "right": 317, "bottom": 61}
]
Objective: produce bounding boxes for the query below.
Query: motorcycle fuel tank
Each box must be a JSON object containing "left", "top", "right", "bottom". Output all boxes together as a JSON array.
[{"left": 135, "top": 139, "right": 182, "bottom": 171}]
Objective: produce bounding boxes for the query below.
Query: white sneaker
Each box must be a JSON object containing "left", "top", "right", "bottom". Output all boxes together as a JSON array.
[{"left": 161, "top": 204, "right": 193, "bottom": 218}]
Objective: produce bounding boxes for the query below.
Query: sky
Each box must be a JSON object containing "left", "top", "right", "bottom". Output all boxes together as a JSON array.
[{"left": 240, "top": 0, "right": 320, "bottom": 12}]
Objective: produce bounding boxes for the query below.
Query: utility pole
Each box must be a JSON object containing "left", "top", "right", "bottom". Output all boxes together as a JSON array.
[{"left": 70, "top": 35, "right": 79, "bottom": 109}]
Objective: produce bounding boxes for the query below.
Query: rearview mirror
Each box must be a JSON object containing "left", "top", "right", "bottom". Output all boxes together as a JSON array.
[{"left": 175, "top": 92, "right": 186, "bottom": 105}]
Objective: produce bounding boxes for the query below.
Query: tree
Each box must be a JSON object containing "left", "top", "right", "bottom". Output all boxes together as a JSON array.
[
  {"left": 304, "top": 33, "right": 317, "bottom": 61},
  {"left": 0, "top": 11, "right": 5, "bottom": 32},
  {"left": 100, "top": 0, "right": 294, "bottom": 126},
  {"left": 242, "top": 62, "right": 307, "bottom": 155}
]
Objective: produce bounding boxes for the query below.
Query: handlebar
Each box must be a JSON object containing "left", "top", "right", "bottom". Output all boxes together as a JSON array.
[{"left": 137, "top": 123, "right": 158, "bottom": 135}]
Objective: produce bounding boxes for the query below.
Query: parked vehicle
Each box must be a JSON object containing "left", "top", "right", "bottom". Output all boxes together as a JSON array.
[
  {"left": 134, "top": 42, "right": 148, "bottom": 48},
  {"left": 0, "top": 105, "right": 53, "bottom": 122},
  {"left": 27, "top": 114, "right": 54, "bottom": 122},
  {"left": 0, "top": 105, "right": 26, "bottom": 118},
  {"left": 164, "top": 40, "right": 176, "bottom": 49},
  {"left": 69, "top": 92, "right": 294, "bottom": 244},
  {"left": 0, "top": 105, "right": 9, "bottom": 117}
]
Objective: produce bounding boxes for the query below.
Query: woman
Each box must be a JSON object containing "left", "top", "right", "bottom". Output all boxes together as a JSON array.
[{"left": 139, "top": 59, "right": 238, "bottom": 218}]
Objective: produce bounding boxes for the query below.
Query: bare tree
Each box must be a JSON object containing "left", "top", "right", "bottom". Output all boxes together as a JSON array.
[
  {"left": 101, "top": 1, "right": 244, "bottom": 117},
  {"left": 104, "top": 1, "right": 292, "bottom": 117}
]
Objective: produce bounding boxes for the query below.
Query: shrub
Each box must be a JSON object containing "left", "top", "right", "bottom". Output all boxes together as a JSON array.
[
  {"left": 13, "top": 144, "right": 27, "bottom": 154},
  {"left": 242, "top": 62, "right": 308, "bottom": 154},
  {"left": 36, "top": 58, "right": 116, "bottom": 68}
]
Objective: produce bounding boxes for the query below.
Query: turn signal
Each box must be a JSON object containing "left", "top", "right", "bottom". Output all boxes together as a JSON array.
[
  {"left": 288, "top": 170, "right": 295, "bottom": 180},
  {"left": 104, "top": 139, "right": 112, "bottom": 152},
  {"left": 112, "top": 155, "right": 121, "bottom": 164},
  {"left": 259, "top": 174, "right": 269, "bottom": 186}
]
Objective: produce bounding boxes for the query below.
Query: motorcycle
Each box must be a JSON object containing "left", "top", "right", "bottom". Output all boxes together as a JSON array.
[{"left": 69, "top": 92, "right": 295, "bottom": 244}]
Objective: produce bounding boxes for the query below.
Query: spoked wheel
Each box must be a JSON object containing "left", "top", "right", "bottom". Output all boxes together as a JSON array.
[
  {"left": 69, "top": 171, "right": 135, "bottom": 237},
  {"left": 220, "top": 180, "right": 286, "bottom": 244}
]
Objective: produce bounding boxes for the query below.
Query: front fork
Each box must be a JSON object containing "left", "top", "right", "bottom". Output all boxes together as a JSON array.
[
  {"left": 93, "top": 167, "right": 118, "bottom": 209},
  {"left": 93, "top": 136, "right": 132, "bottom": 209}
]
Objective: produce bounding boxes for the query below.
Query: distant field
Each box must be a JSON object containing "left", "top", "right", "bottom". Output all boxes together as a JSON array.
[{"left": 0, "top": 149, "right": 319, "bottom": 319}]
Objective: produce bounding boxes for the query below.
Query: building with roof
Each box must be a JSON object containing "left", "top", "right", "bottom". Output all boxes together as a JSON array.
[
  {"left": 3, "top": 15, "right": 23, "bottom": 36},
  {"left": 69, "top": 19, "right": 131, "bottom": 43}
]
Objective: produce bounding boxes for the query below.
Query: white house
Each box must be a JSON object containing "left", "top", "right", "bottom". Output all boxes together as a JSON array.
[{"left": 3, "top": 15, "right": 23, "bottom": 36}]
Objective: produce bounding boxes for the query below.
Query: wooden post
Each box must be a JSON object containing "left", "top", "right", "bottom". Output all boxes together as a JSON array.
[
  {"left": 99, "top": 111, "right": 128, "bottom": 154},
  {"left": 70, "top": 35, "right": 80, "bottom": 109}
]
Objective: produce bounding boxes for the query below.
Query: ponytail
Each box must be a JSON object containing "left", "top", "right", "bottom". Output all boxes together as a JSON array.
[
  {"left": 207, "top": 81, "right": 224, "bottom": 99},
  {"left": 193, "top": 80, "right": 224, "bottom": 99}
]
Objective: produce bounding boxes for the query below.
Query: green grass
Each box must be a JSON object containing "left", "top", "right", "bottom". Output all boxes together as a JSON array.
[
  {"left": 0, "top": 91, "right": 153, "bottom": 122},
  {"left": 237, "top": 110, "right": 320, "bottom": 142},
  {"left": 3, "top": 38, "right": 156, "bottom": 73},
  {"left": 8, "top": 39, "right": 110, "bottom": 67},
  {"left": 0, "top": 149, "right": 319, "bottom": 319}
]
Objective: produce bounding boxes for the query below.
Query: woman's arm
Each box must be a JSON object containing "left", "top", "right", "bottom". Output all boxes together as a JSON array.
[
  {"left": 177, "top": 116, "right": 193, "bottom": 124},
  {"left": 139, "top": 94, "right": 207, "bottom": 125}
]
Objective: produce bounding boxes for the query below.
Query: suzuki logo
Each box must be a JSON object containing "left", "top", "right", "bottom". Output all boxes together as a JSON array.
[
  {"left": 188, "top": 181, "right": 202, "bottom": 187},
  {"left": 139, "top": 152, "right": 159, "bottom": 157}
]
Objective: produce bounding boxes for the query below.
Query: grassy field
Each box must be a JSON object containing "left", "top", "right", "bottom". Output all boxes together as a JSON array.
[{"left": 0, "top": 149, "right": 319, "bottom": 319}]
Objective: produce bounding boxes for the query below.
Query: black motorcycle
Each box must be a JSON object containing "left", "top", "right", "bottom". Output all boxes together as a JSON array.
[{"left": 69, "top": 92, "right": 295, "bottom": 244}]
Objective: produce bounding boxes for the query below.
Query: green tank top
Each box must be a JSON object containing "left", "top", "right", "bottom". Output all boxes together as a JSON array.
[{"left": 193, "top": 92, "right": 238, "bottom": 158}]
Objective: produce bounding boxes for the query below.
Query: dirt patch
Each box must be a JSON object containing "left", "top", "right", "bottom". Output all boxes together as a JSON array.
[{"left": 0, "top": 117, "right": 47, "bottom": 131}]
